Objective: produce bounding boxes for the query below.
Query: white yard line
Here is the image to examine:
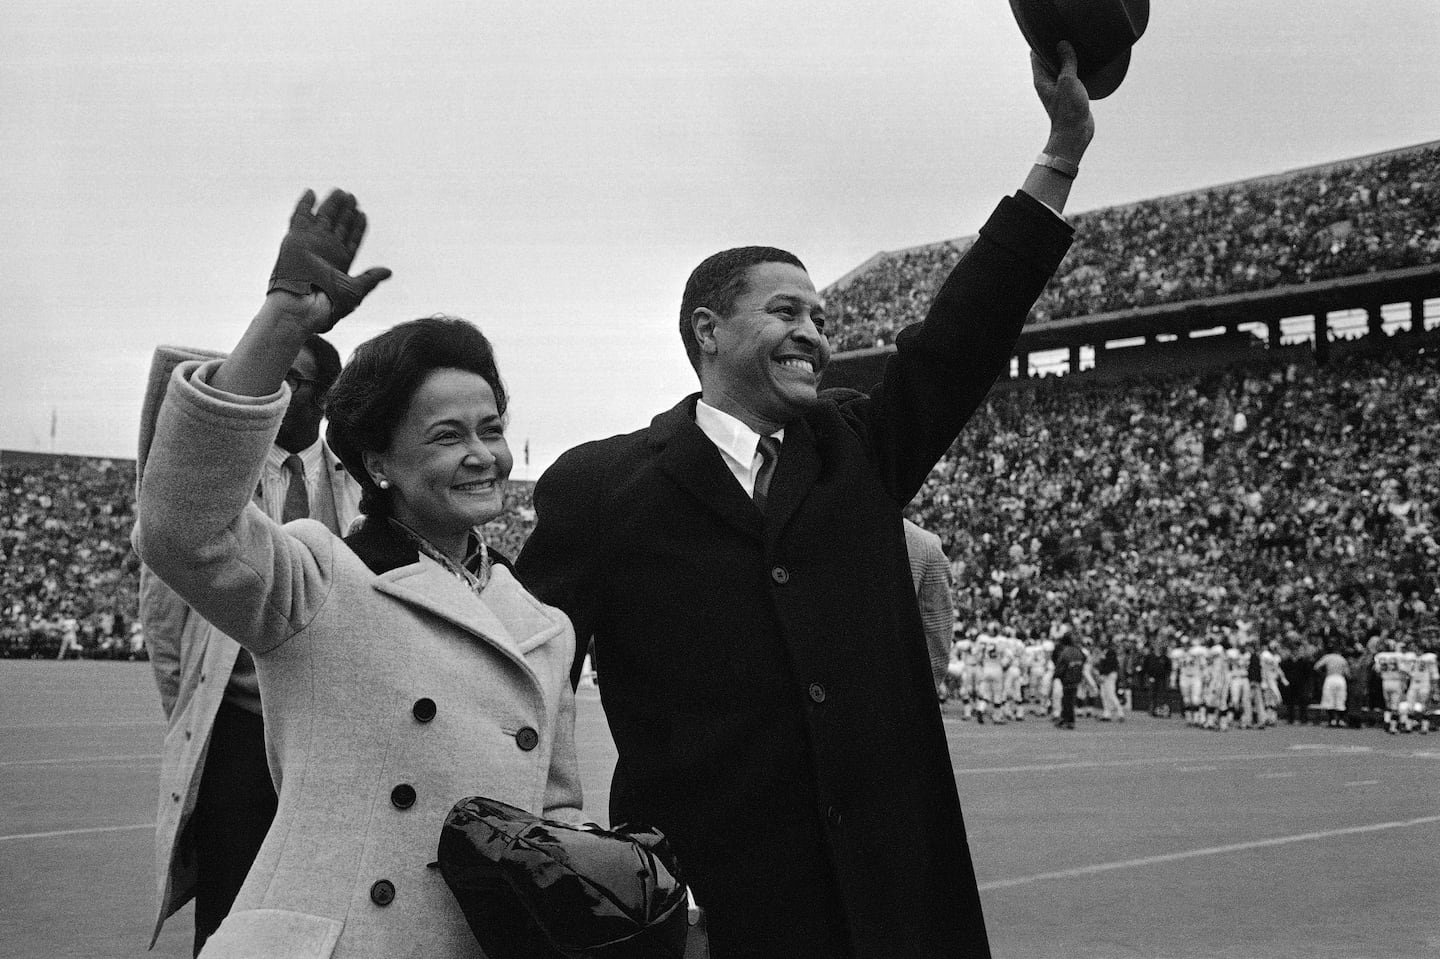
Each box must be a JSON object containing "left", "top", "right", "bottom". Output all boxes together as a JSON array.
[
  {"left": 0, "top": 754, "right": 160, "bottom": 767},
  {"left": 979, "top": 814, "right": 1440, "bottom": 891},
  {"left": 0, "top": 721, "right": 160, "bottom": 730},
  {"left": 0, "top": 823, "right": 154, "bottom": 843}
]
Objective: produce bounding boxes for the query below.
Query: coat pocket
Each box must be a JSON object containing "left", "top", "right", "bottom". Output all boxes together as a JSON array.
[{"left": 198, "top": 909, "right": 342, "bottom": 959}]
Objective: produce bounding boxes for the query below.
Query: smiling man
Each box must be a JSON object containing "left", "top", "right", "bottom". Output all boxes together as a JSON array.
[{"left": 518, "top": 43, "right": 1096, "bottom": 959}]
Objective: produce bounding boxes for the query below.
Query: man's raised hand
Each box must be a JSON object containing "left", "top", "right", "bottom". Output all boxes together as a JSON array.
[
  {"left": 268, "top": 189, "right": 392, "bottom": 332},
  {"left": 1032, "top": 41, "right": 1094, "bottom": 163}
]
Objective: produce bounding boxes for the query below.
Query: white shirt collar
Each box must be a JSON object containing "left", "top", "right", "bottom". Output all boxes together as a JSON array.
[
  {"left": 694, "top": 399, "right": 784, "bottom": 497},
  {"left": 264, "top": 436, "right": 324, "bottom": 480}
]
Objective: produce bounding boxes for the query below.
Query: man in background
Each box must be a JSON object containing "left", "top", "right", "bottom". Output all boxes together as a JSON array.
[{"left": 905, "top": 517, "right": 955, "bottom": 694}]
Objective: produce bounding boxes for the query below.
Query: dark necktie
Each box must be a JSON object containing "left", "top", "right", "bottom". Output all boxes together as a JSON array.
[
  {"left": 281, "top": 453, "right": 309, "bottom": 523},
  {"left": 752, "top": 435, "right": 781, "bottom": 513}
]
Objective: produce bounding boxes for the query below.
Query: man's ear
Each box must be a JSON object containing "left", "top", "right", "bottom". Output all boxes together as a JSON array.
[{"left": 691, "top": 308, "right": 720, "bottom": 358}]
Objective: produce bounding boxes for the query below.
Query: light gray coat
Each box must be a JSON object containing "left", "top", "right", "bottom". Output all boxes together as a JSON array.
[{"left": 133, "top": 359, "right": 582, "bottom": 959}]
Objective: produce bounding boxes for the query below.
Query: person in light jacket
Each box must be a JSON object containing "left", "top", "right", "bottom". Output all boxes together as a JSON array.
[{"left": 133, "top": 189, "right": 582, "bottom": 959}]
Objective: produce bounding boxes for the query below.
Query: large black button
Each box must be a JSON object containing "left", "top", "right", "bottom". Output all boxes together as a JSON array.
[
  {"left": 515, "top": 726, "right": 539, "bottom": 751},
  {"left": 370, "top": 879, "right": 395, "bottom": 906},
  {"left": 412, "top": 698, "right": 437, "bottom": 723},
  {"left": 390, "top": 784, "right": 416, "bottom": 810},
  {"left": 770, "top": 566, "right": 790, "bottom": 585},
  {"left": 808, "top": 683, "right": 827, "bottom": 704}
]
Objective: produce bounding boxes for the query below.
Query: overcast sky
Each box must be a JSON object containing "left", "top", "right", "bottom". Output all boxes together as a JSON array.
[{"left": 4, "top": 0, "right": 1438, "bottom": 477}]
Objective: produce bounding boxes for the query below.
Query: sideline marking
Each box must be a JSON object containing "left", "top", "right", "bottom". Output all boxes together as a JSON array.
[
  {"left": 0, "top": 754, "right": 161, "bottom": 767},
  {"left": 950, "top": 742, "right": 1433, "bottom": 776},
  {"left": 979, "top": 814, "right": 1440, "bottom": 891},
  {"left": 953, "top": 751, "right": 1300, "bottom": 775},
  {"left": 1343, "top": 779, "right": 1381, "bottom": 787},
  {"left": 0, "top": 720, "right": 160, "bottom": 730},
  {"left": 0, "top": 823, "right": 154, "bottom": 843}
]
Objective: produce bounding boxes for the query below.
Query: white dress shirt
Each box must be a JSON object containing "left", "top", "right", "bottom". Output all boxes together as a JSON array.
[
  {"left": 258, "top": 438, "right": 324, "bottom": 522},
  {"left": 694, "top": 399, "right": 784, "bottom": 498}
]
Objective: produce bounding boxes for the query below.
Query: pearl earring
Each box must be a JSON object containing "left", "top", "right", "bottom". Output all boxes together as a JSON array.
[{"left": 377, "top": 479, "right": 391, "bottom": 490}]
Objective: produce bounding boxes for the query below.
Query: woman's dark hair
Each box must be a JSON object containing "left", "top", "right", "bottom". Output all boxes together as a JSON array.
[{"left": 325, "top": 315, "right": 507, "bottom": 518}]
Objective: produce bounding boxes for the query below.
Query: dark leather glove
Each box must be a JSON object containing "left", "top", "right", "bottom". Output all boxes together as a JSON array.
[{"left": 268, "top": 189, "right": 391, "bottom": 327}]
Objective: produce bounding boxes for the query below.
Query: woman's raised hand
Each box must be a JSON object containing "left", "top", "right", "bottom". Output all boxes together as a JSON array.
[{"left": 267, "top": 189, "right": 392, "bottom": 333}]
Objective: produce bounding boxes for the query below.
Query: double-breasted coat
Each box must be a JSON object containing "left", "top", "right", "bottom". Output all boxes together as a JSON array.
[
  {"left": 134, "top": 359, "right": 582, "bottom": 959},
  {"left": 517, "top": 193, "right": 1074, "bottom": 958}
]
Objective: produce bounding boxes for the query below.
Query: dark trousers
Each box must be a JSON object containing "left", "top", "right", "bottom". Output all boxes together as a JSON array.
[
  {"left": 192, "top": 701, "right": 277, "bottom": 956},
  {"left": 1059, "top": 683, "right": 1079, "bottom": 725}
]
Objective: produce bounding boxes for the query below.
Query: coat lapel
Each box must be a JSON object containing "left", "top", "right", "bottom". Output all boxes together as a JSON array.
[
  {"left": 344, "top": 519, "right": 540, "bottom": 684},
  {"left": 762, "top": 415, "right": 822, "bottom": 538},
  {"left": 651, "top": 397, "right": 764, "bottom": 539}
]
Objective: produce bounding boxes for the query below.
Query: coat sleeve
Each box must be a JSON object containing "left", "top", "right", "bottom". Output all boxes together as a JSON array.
[
  {"left": 132, "top": 359, "right": 337, "bottom": 656},
  {"left": 515, "top": 446, "right": 608, "bottom": 689},
  {"left": 844, "top": 191, "right": 1075, "bottom": 506}
]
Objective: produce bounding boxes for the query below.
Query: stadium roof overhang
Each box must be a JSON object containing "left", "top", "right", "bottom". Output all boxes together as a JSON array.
[
  {"left": 820, "top": 263, "right": 1440, "bottom": 392},
  {"left": 1015, "top": 263, "right": 1440, "bottom": 353}
]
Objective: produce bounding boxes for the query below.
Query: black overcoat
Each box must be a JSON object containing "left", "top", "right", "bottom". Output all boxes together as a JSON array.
[{"left": 517, "top": 193, "right": 1073, "bottom": 959}]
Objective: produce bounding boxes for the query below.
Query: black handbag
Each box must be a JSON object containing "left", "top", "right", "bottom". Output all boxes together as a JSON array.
[{"left": 437, "top": 796, "right": 708, "bottom": 959}]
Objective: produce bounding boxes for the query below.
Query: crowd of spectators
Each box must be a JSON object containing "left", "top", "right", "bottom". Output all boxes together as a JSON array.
[
  {"left": 914, "top": 342, "right": 1439, "bottom": 698},
  {"left": 1, "top": 458, "right": 141, "bottom": 658},
  {"left": 824, "top": 142, "right": 1440, "bottom": 351}
]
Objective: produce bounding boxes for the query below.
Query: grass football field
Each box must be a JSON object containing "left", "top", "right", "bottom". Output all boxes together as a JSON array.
[{"left": 2, "top": 660, "right": 1437, "bottom": 958}]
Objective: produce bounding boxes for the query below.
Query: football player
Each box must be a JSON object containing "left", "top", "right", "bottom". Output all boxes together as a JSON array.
[
  {"left": 1402, "top": 647, "right": 1437, "bottom": 734},
  {"left": 1374, "top": 640, "right": 1408, "bottom": 735}
]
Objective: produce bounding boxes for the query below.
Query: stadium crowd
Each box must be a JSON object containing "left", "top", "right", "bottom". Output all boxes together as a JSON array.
[
  {"left": 1, "top": 458, "right": 142, "bottom": 658},
  {"left": 825, "top": 142, "right": 1440, "bottom": 351},
  {"left": 921, "top": 341, "right": 1439, "bottom": 726}
]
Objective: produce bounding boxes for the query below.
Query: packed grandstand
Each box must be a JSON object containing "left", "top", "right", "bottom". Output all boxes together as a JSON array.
[
  {"left": 822, "top": 139, "right": 1440, "bottom": 352},
  {"left": 4, "top": 141, "right": 1437, "bottom": 726}
]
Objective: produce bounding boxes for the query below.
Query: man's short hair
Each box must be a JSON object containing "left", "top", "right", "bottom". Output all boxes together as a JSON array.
[
  {"left": 306, "top": 334, "right": 343, "bottom": 396},
  {"left": 678, "top": 246, "right": 807, "bottom": 373}
]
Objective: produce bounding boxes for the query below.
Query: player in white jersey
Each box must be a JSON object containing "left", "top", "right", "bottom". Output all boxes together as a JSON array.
[
  {"left": 1001, "top": 628, "right": 1026, "bottom": 721},
  {"left": 1036, "top": 639, "right": 1056, "bottom": 718},
  {"left": 1224, "top": 645, "right": 1252, "bottom": 731},
  {"left": 1025, "top": 639, "right": 1048, "bottom": 717},
  {"left": 1201, "top": 641, "right": 1228, "bottom": 729},
  {"left": 1402, "top": 650, "right": 1437, "bottom": 733},
  {"left": 943, "top": 632, "right": 966, "bottom": 705},
  {"left": 1173, "top": 638, "right": 1207, "bottom": 725},
  {"left": 1167, "top": 641, "right": 1186, "bottom": 718},
  {"left": 1259, "top": 642, "right": 1286, "bottom": 727},
  {"left": 1374, "top": 643, "right": 1408, "bottom": 734},
  {"left": 961, "top": 636, "right": 984, "bottom": 720},
  {"left": 975, "top": 623, "right": 1007, "bottom": 724}
]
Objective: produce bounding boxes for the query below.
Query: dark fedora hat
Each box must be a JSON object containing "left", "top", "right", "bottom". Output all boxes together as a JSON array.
[{"left": 1009, "top": 0, "right": 1149, "bottom": 99}]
